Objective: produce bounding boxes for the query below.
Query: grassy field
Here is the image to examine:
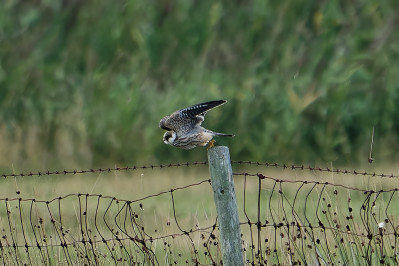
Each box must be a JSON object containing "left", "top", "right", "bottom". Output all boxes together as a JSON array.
[{"left": 0, "top": 161, "right": 398, "bottom": 264}]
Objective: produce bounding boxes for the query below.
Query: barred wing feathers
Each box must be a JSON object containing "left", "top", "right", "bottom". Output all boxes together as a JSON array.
[
  {"left": 159, "top": 100, "right": 227, "bottom": 133},
  {"left": 179, "top": 100, "right": 227, "bottom": 119}
]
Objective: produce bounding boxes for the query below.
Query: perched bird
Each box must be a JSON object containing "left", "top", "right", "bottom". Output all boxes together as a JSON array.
[{"left": 159, "top": 100, "right": 234, "bottom": 149}]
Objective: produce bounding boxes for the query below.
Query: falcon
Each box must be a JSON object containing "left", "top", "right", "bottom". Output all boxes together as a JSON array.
[{"left": 159, "top": 100, "right": 234, "bottom": 149}]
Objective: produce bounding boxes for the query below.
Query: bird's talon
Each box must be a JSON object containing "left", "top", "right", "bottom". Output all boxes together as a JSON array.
[{"left": 207, "top": 140, "right": 216, "bottom": 149}]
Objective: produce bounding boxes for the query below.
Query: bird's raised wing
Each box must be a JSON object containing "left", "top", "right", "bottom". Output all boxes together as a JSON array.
[
  {"left": 159, "top": 100, "right": 227, "bottom": 133},
  {"left": 179, "top": 100, "right": 226, "bottom": 120}
]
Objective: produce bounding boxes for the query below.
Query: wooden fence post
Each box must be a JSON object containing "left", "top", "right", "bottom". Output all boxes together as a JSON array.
[{"left": 208, "top": 146, "right": 244, "bottom": 266}]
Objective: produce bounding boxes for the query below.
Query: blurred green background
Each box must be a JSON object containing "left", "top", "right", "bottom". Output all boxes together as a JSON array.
[{"left": 1, "top": 0, "right": 398, "bottom": 170}]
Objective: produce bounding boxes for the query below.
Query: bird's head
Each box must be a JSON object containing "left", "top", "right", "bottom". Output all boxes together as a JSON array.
[{"left": 163, "top": 131, "right": 177, "bottom": 145}]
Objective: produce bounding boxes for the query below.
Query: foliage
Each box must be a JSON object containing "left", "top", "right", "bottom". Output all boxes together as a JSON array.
[{"left": 0, "top": 0, "right": 398, "bottom": 168}]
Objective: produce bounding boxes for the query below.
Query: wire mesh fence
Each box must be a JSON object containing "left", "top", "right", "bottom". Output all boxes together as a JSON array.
[
  {"left": 0, "top": 160, "right": 398, "bottom": 265},
  {"left": 237, "top": 172, "right": 398, "bottom": 265}
]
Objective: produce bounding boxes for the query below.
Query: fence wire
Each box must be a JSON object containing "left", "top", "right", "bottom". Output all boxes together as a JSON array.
[
  {"left": 236, "top": 172, "right": 399, "bottom": 265},
  {"left": 0, "top": 161, "right": 398, "bottom": 265},
  {"left": 1, "top": 160, "right": 398, "bottom": 179},
  {"left": 0, "top": 179, "right": 221, "bottom": 265}
]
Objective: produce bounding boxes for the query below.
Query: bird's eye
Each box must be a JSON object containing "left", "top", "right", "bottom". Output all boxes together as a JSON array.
[{"left": 161, "top": 124, "right": 171, "bottom": 130}]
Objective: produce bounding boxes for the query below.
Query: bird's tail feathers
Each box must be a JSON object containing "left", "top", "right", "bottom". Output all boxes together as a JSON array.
[{"left": 214, "top": 132, "right": 235, "bottom": 137}]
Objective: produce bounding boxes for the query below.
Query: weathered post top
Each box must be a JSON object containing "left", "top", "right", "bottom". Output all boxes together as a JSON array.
[{"left": 208, "top": 146, "right": 244, "bottom": 266}]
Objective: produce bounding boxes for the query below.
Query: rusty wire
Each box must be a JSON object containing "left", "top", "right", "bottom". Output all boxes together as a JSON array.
[
  {"left": 0, "top": 160, "right": 397, "bottom": 180},
  {"left": 0, "top": 161, "right": 208, "bottom": 179},
  {"left": 231, "top": 160, "right": 399, "bottom": 178}
]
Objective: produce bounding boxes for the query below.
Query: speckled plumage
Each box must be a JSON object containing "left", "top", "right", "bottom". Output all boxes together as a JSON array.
[{"left": 159, "top": 100, "right": 233, "bottom": 149}]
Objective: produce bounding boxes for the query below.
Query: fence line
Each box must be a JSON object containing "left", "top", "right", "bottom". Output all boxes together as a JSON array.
[
  {"left": 231, "top": 161, "right": 399, "bottom": 178},
  {"left": 236, "top": 171, "right": 399, "bottom": 265},
  {"left": 0, "top": 160, "right": 398, "bottom": 265},
  {"left": 1, "top": 160, "right": 398, "bottom": 179},
  {"left": 0, "top": 176, "right": 218, "bottom": 265}
]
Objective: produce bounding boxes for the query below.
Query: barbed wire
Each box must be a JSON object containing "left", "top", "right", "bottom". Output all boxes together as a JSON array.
[
  {"left": 1, "top": 160, "right": 397, "bottom": 180},
  {"left": 0, "top": 161, "right": 208, "bottom": 179},
  {"left": 231, "top": 160, "right": 399, "bottom": 178},
  {"left": 0, "top": 160, "right": 398, "bottom": 264}
]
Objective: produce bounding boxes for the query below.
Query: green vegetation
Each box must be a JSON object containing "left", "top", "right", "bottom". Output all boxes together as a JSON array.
[
  {"left": 1, "top": 2, "right": 398, "bottom": 264},
  {"left": 1, "top": 1, "right": 399, "bottom": 169}
]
